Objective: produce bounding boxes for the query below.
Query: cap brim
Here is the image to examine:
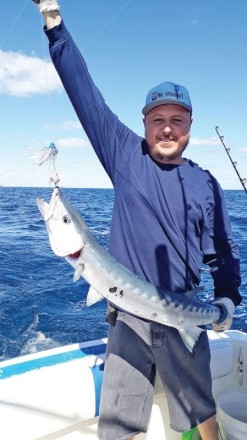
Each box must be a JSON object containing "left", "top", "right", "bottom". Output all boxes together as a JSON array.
[{"left": 142, "top": 99, "right": 192, "bottom": 115}]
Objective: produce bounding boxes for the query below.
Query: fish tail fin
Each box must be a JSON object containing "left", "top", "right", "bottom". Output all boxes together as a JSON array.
[
  {"left": 86, "top": 286, "right": 105, "bottom": 306},
  {"left": 178, "top": 327, "right": 204, "bottom": 353}
]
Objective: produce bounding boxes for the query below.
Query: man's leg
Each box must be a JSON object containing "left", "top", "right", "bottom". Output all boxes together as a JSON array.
[
  {"left": 198, "top": 415, "right": 218, "bottom": 440},
  {"left": 97, "top": 312, "right": 155, "bottom": 440}
]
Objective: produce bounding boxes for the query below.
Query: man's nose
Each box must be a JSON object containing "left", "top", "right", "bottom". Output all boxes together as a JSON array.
[{"left": 162, "top": 125, "right": 172, "bottom": 134}]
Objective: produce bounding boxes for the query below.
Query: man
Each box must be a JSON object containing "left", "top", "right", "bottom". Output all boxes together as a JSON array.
[{"left": 32, "top": 2, "right": 241, "bottom": 439}]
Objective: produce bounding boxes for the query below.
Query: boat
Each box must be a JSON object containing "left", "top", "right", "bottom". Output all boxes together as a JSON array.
[{"left": 0, "top": 329, "right": 247, "bottom": 440}]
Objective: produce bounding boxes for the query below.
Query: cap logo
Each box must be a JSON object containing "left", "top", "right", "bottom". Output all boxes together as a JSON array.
[
  {"left": 151, "top": 92, "right": 158, "bottom": 101},
  {"left": 151, "top": 92, "right": 165, "bottom": 101},
  {"left": 165, "top": 91, "right": 184, "bottom": 100}
]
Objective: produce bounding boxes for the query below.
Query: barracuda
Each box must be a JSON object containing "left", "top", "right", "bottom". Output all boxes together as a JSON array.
[{"left": 37, "top": 187, "right": 222, "bottom": 352}]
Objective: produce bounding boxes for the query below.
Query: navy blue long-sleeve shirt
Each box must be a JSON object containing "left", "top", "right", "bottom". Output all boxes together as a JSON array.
[{"left": 46, "top": 21, "right": 241, "bottom": 306}]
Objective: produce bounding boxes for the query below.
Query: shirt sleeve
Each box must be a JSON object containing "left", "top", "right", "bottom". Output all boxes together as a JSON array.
[
  {"left": 45, "top": 20, "right": 140, "bottom": 184},
  {"left": 201, "top": 177, "right": 241, "bottom": 306}
]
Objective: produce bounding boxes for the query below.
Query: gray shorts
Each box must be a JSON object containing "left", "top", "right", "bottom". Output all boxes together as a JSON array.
[{"left": 97, "top": 311, "right": 216, "bottom": 440}]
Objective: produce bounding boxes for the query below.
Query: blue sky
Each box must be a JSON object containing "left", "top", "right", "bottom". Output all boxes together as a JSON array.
[{"left": 1, "top": 0, "right": 247, "bottom": 189}]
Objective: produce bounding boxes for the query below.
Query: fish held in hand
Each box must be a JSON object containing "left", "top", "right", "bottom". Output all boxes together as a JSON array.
[{"left": 37, "top": 187, "right": 221, "bottom": 352}]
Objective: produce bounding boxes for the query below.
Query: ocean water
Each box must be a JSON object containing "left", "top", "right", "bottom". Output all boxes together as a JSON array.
[{"left": 0, "top": 187, "right": 246, "bottom": 361}]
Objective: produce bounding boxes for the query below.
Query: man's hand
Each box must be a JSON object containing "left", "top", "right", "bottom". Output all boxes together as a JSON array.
[
  {"left": 211, "top": 297, "right": 235, "bottom": 332},
  {"left": 32, "top": 0, "right": 60, "bottom": 13}
]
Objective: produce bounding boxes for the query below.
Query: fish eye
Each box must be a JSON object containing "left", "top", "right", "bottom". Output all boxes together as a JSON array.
[{"left": 62, "top": 216, "right": 70, "bottom": 224}]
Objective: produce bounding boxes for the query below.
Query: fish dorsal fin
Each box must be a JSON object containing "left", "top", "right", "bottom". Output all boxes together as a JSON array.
[{"left": 86, "top": 286, "right": 105, "bottom": 306}]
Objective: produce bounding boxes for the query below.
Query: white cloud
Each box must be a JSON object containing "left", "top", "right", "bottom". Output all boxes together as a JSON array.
[
  {"left": 42, "top": 120, "right": 82, "bottom": 131},
  {"left": 0, "top": 49, "right": 61, "bottom": 97},
  {"left": 240, "top": 147, "right": 247, "bottom": 153},
  {"left": 190, "top": 136, "right": 221, "bottom": 146},
  {"left": 57, "top": 137, "right": 88, "bottom": 148},
  {"left": 61, "top": 120, "right": 82, "bottom": 130}
]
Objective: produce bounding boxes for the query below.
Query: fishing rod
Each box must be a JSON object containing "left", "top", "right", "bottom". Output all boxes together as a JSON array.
[{"left": 215, "top": 126, "right": 247, "bottom": 195}]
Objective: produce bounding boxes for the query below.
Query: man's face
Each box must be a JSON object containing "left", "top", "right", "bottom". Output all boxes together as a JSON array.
[{"left": 143, "top": 104, "right": 192, "bottom": 164}]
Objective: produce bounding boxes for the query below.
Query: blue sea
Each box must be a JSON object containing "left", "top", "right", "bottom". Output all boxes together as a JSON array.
[{"left": 0, "top": 187, "right": 246, "bottom": 361}]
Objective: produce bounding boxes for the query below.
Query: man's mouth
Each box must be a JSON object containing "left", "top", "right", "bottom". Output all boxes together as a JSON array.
[{"left": 159, "top": 136, "right": 176, "bottom": 143}]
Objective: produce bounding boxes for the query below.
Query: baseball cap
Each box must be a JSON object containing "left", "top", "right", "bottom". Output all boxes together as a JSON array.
[{"left": 142, "top": 81, "right": 192, "bottom": 115}]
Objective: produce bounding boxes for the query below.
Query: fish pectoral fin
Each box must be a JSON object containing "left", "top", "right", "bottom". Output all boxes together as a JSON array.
[
  {"left": 86, "top": 286, "right": 105, "bottom": 306},
  {"left": 178, "top": 327, "right": 204, "bottom": 353},
  {"left": 73, "top": 263, "right": 84, "bottom": 282}
]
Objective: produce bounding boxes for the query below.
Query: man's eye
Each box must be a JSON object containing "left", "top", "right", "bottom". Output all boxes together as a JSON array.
[{"left": 154, "top": 118, "right": 163, "bottom": 123}]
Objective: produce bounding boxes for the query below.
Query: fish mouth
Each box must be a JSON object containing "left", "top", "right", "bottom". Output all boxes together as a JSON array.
[{"left": 67, "top": 249, "right": 82, "bottom": 260}]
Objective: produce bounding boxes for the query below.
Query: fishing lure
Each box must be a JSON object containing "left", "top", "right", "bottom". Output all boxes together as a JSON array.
[
  {"left": 37, "top": 141, "right": 58, "bottom": 166},
  {"left": 26, "top": 140, "right": 60, "bottom": 186}
]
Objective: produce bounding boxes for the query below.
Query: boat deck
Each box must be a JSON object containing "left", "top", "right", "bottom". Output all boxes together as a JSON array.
[{"left": 0, "top": 331, "right": 246, "bottom": 440}]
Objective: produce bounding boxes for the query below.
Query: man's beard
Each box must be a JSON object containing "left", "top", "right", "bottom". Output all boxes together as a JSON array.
[{"left": 151, "top": 136, "right": 190, "bottom": 163}]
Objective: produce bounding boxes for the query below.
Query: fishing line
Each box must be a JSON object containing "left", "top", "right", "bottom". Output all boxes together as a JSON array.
[
  {"left": 0, "top": 0, "right": 29, "bottom": 49},
  {"left": 40, "top": 12, "right": 51, "bottom": 104},
  {"left": 82, "top": 0, "right": 134, "bottom": 52},
  {"left": 217, "top": 423, "right": 223, "bottom": 440},
  {"left": 29, "top": 10, "right": 60, "bottom": 186},
  {"left": 39, "top": 11, "right": 57, "bottom": 162}
]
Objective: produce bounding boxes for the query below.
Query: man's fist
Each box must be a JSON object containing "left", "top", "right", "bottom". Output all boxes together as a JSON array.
[
  {"left": 32, "top": 0, "right": 60, "bottom": 13},
  {"left": 211, "top": 297, "right": 235, "bottom": 332}
]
